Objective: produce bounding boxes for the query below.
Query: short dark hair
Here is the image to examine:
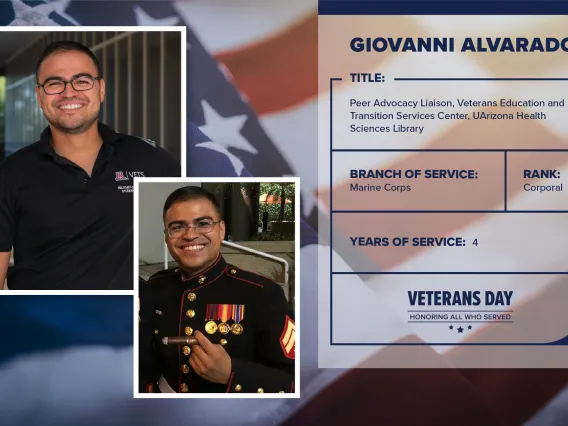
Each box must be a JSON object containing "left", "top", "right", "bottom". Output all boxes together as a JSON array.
[
  {"left": 163, "top": 186, "right": 222, "bottom": 222},
  {"left": 36, "top": 40, "right": 101, "bottom": 83}
]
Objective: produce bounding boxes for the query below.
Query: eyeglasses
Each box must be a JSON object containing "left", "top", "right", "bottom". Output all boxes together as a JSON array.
[
  {"left": 37, "top": 76, "right": 102, "bottom": 95},
  {"left": 166, "top": 220, "right": 222, "bottom": 238}
]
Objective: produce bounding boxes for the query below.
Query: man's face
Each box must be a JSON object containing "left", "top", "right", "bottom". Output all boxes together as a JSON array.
[
  {"left": 164, "top": 198, "right": 225, "bottom": 276},
  {"left": 36, "top": 50, "right": 105, "bottom": 134}
]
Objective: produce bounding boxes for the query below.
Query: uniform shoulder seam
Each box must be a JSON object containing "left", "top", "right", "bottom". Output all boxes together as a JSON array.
[
  {"left": 226, "top": 266, "right": 282, "bottom": 289},
  {"left": 148, "top": 269, "right": 178, "bottom": 282},
  {"left": 234, "top": 266, "right": 279, "bottom": 283}
]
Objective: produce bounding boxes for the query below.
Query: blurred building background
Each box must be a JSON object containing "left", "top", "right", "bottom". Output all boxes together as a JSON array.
[
  {"left": 138, "top": 181, "right": 296, "bottom": 305},
  {"left": 0, "top": 30, "right": 182, "bottom": 162}
]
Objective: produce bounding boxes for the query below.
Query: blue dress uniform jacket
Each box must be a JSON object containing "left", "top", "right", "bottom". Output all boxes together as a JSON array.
[{"left": 139, "top": 255, "right": 295, "bottom": 394}]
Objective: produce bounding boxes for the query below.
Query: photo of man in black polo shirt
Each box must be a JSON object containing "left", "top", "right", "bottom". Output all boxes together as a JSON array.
[{"left": 0, "top": 40, "right": 181, "bottom": 290}]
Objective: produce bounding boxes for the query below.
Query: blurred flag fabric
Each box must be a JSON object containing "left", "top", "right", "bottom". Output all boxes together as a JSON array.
[{"left": 1, "top": 1, "right": 568, "bottom": 425}]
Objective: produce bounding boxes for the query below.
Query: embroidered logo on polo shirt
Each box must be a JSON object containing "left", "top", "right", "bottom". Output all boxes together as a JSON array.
[
  {"left": 115, "top": 171, "right": 128, "bottom": 181},
  {"left": 115, "top": 171, "right": 146, "bottom": 193},
  {"left": 115, "top": 171, "right": 146, "bottom": 181},
  {"left": 117, "top": 185, "right": 134, "bottom": 193}
]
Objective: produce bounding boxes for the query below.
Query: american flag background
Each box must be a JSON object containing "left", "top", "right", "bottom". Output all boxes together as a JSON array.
[{"left": 0, "top": 1, "right": 568, "bottom": 425}]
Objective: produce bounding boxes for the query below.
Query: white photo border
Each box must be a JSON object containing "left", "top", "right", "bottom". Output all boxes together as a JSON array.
[{"left": 133, "top": 176, "right": 301, "bottom": 399}]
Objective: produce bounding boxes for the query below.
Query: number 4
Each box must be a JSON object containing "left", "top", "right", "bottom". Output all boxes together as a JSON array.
[{"left": 473, "top": 239, "right": 478, "bottom": 246}]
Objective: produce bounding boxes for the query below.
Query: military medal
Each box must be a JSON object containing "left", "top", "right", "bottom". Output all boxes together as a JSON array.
[
  {"left": 205, "top": 320, "right": 218, "bottom": 334},
  {"left": 231, "top": 304, "right": 245, "bottom": 335},
  {"left": 204, "top": 304, "right": 218, "bottom": 334},
  {"left": 218, "top": 304, "right": 231, "bottom": 334},
  {"left": 231, "top": 323, "right": 243, "bottom": 335}
]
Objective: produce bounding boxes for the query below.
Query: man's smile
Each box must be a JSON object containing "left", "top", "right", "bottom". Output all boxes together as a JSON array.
[
  {"left": 57, "top": 102, "right": 86, "bottom": 111},
  {"left": 179, "top": 244, "right": 207, "bottom": 252}
]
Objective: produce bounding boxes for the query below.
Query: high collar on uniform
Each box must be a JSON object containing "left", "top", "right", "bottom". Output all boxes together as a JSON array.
[
  {"left": 39, "top": 121, "right": 120, "bottom": 159},
  {"left": 177, "top": 255, "right": 228, "bottom": 288}
]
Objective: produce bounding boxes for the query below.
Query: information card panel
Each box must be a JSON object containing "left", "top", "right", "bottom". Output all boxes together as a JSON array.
[{"left": 318, "top": 14, "right": 568, "bottom": 368}]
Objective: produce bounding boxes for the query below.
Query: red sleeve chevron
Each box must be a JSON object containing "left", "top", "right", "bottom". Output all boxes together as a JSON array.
[{"left": 280, "top": 315, "right": 295, "bottom": 360}]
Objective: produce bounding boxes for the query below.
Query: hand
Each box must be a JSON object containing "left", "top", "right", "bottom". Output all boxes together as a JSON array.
[{"left": 190, "top": 330, "right": 232, "bottom": 384}]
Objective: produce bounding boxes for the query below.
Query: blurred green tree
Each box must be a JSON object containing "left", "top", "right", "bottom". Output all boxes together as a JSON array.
[{"left": 259, "top": 182, "right": 295, "bottom": 223}]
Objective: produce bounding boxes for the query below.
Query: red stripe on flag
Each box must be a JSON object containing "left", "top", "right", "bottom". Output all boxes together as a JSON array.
[
  {"left": 216, "top": 15, "right": 426, "bottom": 115},
  {"left": 215, "top": 13, "right": 317, "bottom": 115}
]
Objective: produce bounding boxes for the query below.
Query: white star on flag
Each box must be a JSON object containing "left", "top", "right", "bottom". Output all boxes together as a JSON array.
[
  {"left": 133, "top": 5, "right": 180, "bottom": 26},
  {"left": 46, "top": 0, "right": 79, "bottom": 25},
  {"left": 199, "top": 101, "right": 257, "bottom": 155},
  {"left": 9, "top": 0, "right": 58, "bottom": 26},
  {"left": 196, "top": 142, "right": 245, "bottom": 176}
]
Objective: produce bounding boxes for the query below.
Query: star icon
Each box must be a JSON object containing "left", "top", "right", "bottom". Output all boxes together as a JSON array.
[
  {"left": 448, "top": 325, "right": 453, "bottom": 330},
  {"left": 199, "top": 101, "right": 257, "bottom": 155},
  {"left": 134, "top": 5, "right": 180, "bottom": 26},
  {"left": 9, "top": 0, "right": 58, "bottom": 26},
  {"left": 468, "top": 325, "right": 472, "bottom": 330},
  {"left": 195, "top": 142, "right": 244, "bottom": 176},
  {"left": 457, "top": 327, "right": 464, "bottom": 333}
]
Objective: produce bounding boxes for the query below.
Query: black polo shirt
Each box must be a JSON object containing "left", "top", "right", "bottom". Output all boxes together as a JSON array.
[{"left": 0, "top": 122, "right": 180, "bottom": 290}]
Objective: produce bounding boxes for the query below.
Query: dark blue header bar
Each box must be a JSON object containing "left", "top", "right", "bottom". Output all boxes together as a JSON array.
[{"left": 319, "top": 1, "right": 568, "bottom": 15}]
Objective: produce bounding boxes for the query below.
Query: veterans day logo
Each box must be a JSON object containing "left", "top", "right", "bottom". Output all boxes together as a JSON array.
[{"left": 407, "top": 290, "right": 514, "bottom": 335}]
